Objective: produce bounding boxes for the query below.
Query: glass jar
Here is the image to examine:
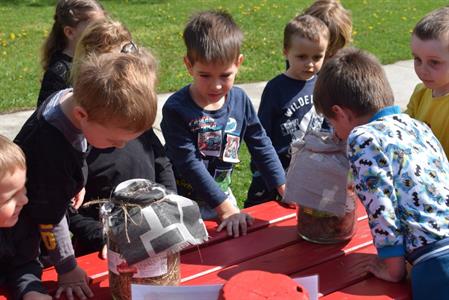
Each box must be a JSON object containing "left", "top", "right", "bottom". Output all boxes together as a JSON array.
[
  {"left": 296, "top": 184, "right": 357, "bottom": 244},
  {"left": 108, "top": 238, "right": 180, "bottom": 300}
]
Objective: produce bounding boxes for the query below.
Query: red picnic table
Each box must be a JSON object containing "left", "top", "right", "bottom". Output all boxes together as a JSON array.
[{"left": 0, "top": 201, "right": 411, "bottom": 299}]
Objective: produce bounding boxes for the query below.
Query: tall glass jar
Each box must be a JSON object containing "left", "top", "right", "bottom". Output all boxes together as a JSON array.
[{"left": 296, "top": 178, "right": 357, "bottom": 244}]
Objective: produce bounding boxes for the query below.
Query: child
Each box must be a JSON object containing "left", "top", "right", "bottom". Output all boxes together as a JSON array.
[
  {"left": 245, "top": 15, "right": 329, "bottom": 208},
  {"left": 68, "top": 18, "right": 176, "bottom": 259},
  {"left": 0, "top": 135, "right": 51, "bottom": 300},
  {"left": 406, "top": 6, "right": 449, "bottom": 158},
  {"left": 313, "top": 47, "right": 449, "bottom": 300},
  {"left": 161, "top": 10, "right": 286, "bottom": 238},
  {"left": 303, "top": 0, "right": 352, "bottom": 60},
  {"left": 15, "top": 50, "right": 158, "bottom": 299},
  {"left": 37, "top": 0, "right": 104, "bottom": 107}
]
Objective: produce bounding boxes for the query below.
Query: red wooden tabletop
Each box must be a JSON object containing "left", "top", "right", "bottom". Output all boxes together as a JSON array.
[{"left": 0, "top": 201, "right": 411, "bottom": 299}]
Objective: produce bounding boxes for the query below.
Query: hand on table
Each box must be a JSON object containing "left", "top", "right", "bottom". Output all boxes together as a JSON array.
[
  {"left": 56, "top": 265, "right": 93, "bottom": 300},
  {"left": 23, "top": 291, "right": 52, "bottom": 300},
  {"left": 216, "top": 199, "right": 254, "bottom": 238},
  {"left": 364, "top": 255, "right": 406, "bottom": 283}
]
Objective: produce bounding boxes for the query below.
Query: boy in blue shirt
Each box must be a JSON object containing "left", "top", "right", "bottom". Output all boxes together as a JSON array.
[
  {"left": 161, "top": 10, "right": 286, "bottom": 238},
  {"left": 246, "top": 15, "right": 329, "bottom": 207},
  {"left": 314, "top": 47, "right": 449, "bottom": 300}
]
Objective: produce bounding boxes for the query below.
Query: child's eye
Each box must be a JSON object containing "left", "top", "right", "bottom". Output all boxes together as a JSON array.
[
  {"left": 297, "top": 55, "right": 307, "bottom": 60},
  {"left": 313, "top": 55, "right": 323, "bottom": 61},
  {"left": 429, "top": 60, "right": 440, "bottom": 67},
  {"left": 200, "top": 74, "right": 210, "bottom": 78},
  {"left": 413, "top": 57, "right": 421, "bottom": 64}
]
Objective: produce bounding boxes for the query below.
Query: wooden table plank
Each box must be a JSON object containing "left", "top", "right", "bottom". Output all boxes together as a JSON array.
[
  {"left": 321, "top": 276, "right": 411, "bottom": 300},
  {"left": 181, "top": 218, "right": 373, "bottom": 286}
]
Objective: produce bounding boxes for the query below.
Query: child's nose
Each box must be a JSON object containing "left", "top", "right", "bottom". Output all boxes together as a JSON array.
[{"left": 19, "top": 193, "right": 29, "bottom": 206}]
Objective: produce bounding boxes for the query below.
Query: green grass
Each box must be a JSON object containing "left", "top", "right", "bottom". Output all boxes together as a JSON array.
[
  {"left": 1, "top": 0, "right": 448, "bottom": 206},
  {"left": 1, "top": 0, "right": 448, "bottom": 112}
]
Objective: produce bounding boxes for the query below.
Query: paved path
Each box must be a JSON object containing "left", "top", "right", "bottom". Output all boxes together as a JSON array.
[{"left": 0, "top": 60, "right": 419, "bottom": 142}]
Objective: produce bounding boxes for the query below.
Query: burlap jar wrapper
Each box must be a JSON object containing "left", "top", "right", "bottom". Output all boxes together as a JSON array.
[{"left": 284, "top": 131, "right": 350, "bottom": 217}]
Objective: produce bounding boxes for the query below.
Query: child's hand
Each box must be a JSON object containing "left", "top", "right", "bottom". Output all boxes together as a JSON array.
[
  {"left": 365, "top": 255, "right": 406, "bottom": 283},
  {"left": 23, "top": 291, "right": 52, "bottom": 300},
  {"left": 71, "top": 187, "right": 86, "bottom": 210},
  {"left": 216, "top": 199, "right": 254, "bottom": 238},
  {"left": 276, "top": 184, "right": 286, "bottom": 197},
  {"left": 99, "top": 244, "right": 107, "bottom": 260},
  {"left": 56, "top": 265, "right": 93, "bottom": 300}
]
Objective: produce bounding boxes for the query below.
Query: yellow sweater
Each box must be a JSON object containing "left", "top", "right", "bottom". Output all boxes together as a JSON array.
[{"left": 406, "top": 83, "right": 449, "bottom": 158}]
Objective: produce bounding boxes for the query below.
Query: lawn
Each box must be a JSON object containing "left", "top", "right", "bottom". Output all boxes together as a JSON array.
[{"left": 0, "top": 0, "right": 447, "bottom": 206}]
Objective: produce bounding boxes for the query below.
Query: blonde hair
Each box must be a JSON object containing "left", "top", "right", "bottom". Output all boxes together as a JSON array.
[
  {"left": 183, "top": 10, "right": 243, "bottom": 65},
  {"left": 0, "top": 135, "right": 26, "bottom": 180},
  {"left": 284, "top": 15, "right": 329, "bottom": 50},
  {"left": 41, "top": 0, "right": 104, "bottom": 71},
  {"left": 303, "top": 0, "right": 352, "bottom": 59},
  {"left": 73, "top": 50, "right": 158, "bottom": 132},
  {"left": 71, "top": 18, "right": 132, "bottom": 81}
]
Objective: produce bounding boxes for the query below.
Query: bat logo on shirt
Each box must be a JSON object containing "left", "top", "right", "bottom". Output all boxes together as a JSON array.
[
  {"left": 419, "top": 236, "right": 428, "bottom": 245},
  {"left": 360, "top": 159, "right": 373, "bottom": 166},
  {"left": 392, "top": 116, "right": 407, "bottom": 126},
  {"left": 429, "top": 221, "right": 440, "bottom": 231},
  {"left": 412, "top": 192, "right": 420, "bottom": 207},
  {"left": 446, "top": 195, "right": 449, "bottom": 207},
  {"left": 426, "top": 140, "right": 437, "bottom": 153},
  {"left": 374, "top": 228, "right": 389, "bottom": 236},
  {"left": 359, "top": 137, "right": 373, "bottom": 149},
  {"left": 415, "top": 165, "right": 421, "bottom": 177},
  {"left": 372, "top": 205, "right": 386, "bottom": 218},
  {"left": 396, "top": 130, "right": 403, "bottom": 140},
  {"left": 429, "top": 171, "right": 437, "bottom": 179},
  {"left": 386, "top": 171, "right": 393, "bottom": 180}
]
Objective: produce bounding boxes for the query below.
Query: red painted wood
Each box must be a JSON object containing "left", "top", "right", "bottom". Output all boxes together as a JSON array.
[
  {"left": 181, "top": 218, "right": 373, "bottom": 286},
  {"left": 181, "top": 217, "right": 299, "bottom": 282},
  {"left": 321, "top": 276, "right": 411, "bottom": 300}
]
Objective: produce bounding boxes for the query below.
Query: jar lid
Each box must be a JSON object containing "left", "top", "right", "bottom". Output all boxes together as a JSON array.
[{"left": 112, "top": 178, "right": 165, "bottom": 205}]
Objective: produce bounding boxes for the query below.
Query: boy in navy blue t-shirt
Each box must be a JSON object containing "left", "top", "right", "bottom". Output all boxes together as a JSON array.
[
  {"left": 245, "top": 15, "right": 329, "bottom": 207},
  {"left": 161, "top": 10, "right": 285, "bottom": 238}
]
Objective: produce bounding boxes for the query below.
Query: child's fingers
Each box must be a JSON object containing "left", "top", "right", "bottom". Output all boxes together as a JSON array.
[
  {"left": 232, "top": 220, "right": 240, "bottom": 237},
  {"left": 217, "top": 221, "right": 226, "bottom": 232},
  {"left": 240, "top": 218, "right": 248, "bottom": 236}
]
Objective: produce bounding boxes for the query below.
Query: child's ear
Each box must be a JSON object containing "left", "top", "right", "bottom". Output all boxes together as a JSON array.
[
  {"left": 236, "top": 54, "right": 244, "bottom": 67},
  {"left": 283, "top": 48, "right": 288, "bottom": 58},
  {"left": 331, "top": 105, "right": 348, "bottom": 121},
  {"left": 72, "top": 105, "right": 89, "bottom": 124},
  {"left": 183, "top": 56, "right": 194, "bottom": 74},
  {"left": 63, "top": 26, "right": 76, "bottom": 41}
]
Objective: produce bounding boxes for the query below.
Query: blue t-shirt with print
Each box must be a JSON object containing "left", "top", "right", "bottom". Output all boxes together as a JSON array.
[{"left": 161, "top": 85, "right": 285, "bottom": 208}]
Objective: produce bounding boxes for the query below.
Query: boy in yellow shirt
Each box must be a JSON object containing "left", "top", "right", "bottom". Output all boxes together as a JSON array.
[{"left": 406, "top": 6, "right": 449, "bottom": 157}]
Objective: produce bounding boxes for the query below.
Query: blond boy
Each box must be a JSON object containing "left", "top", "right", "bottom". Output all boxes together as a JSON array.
[
  {"left": 15, "top": 51, "right": 157, "bottom": 299},
  {"left": 0, "top": 135, "right": 51, "bottom": 300},
  {"left": 161, "top": 10, "right": 286, "bottom": 238},
  {"left": 407, "top": 6, "right": 449, "bottom": 157}
]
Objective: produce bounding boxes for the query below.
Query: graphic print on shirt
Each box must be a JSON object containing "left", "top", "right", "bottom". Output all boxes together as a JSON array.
[
  {"left": 198, "top": 130, "right": 222, "bottom": 157},
  {"left": 281, "top": 104, "right": 322, "bottom": 143},
  {"left": 223, "top": 134, "right": 240, "bottom": 163}
]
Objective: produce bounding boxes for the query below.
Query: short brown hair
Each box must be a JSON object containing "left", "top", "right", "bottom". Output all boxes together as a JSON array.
[
  {"left": 71, "top": 18, "right": 133, "bottom": 81},
  {"left": 284, "top": 14, "right": 329, "bottom": 50},
  {"left": 0, "top": 135, "right": 26, "bottom": 180},
  {"left": 183, "top": 10, "right": 243, "bottom": 65},
  {"left": 303, "top": 0, "right": 352, "bottom": 59},
  {"left": 413, "top": 6, "right": 449, "bottom": 42},
  {"left": 73, "top": 50, "right": 158, "bottom": 132},
  {"left": 314, "top": 48, "right": 394, "bottom": 119}
]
